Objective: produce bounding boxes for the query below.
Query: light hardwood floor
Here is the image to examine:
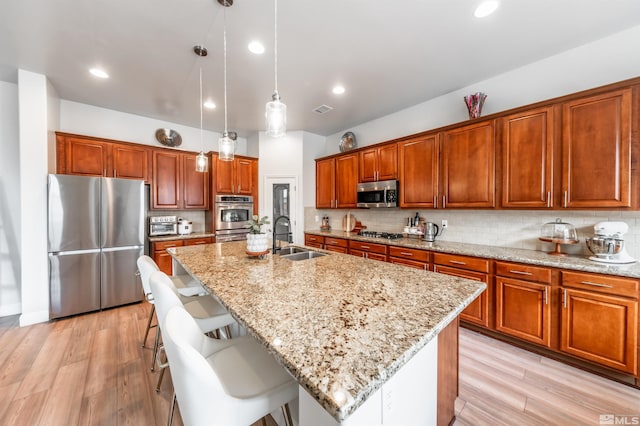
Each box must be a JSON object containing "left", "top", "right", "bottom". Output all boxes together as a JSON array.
[{"left": 0, "top": 302, "right": 638, "bottom": 425}]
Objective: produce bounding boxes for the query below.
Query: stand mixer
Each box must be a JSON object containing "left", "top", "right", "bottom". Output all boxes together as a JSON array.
[{"left": 585, "top": 221, "right": 636, "bottom": 264}]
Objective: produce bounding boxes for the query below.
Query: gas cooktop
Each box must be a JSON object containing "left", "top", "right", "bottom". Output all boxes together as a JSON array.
[{"left": 358, "top": 230, "right": 404, "bottom": 240}]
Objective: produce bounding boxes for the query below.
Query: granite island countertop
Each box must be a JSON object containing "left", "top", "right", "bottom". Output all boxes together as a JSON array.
[
  {"left": 305, "top": 229, "right": 640, "bottom": 279},
  {"left": 167, "top": 241, "right": 486, "bottom": 422}
]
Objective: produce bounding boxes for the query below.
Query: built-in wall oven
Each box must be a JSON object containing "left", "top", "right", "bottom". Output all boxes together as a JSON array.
[{"left": 215, "top": 195, "right": 254, "bottom": 242}]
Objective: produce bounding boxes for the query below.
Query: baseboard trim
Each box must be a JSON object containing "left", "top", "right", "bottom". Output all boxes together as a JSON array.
[{"left": 19, "top": 310, "right": 49, "bottom": 326}]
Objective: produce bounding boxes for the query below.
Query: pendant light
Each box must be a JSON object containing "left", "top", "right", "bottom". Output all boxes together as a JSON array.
[
  {"left": 194, "top": 46, "right": 209, "bottom": 172},
  {"left": 265, "top": 0, "right": 286, "bottom": 137},
  {"left": 218, "top": 0, "right": 235, "bottom": 161}
]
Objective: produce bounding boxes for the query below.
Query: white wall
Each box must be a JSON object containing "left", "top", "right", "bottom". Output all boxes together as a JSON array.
[
  {"left": 18, "top": 70, "right": 51, "bottom": 326},
  {"left": 0, "top": 81, "right": 21, "bottom": 316},
  {"left": 302, "top": 132, "right": 326, "bottom": 208},
  {"left": 59, "top": 100, "right": 248, "bottom": 156}
]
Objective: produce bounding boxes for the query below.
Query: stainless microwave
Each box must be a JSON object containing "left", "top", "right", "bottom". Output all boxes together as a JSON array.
[{"left": 357, "top": 180, "right": 398, "bottom": 208}]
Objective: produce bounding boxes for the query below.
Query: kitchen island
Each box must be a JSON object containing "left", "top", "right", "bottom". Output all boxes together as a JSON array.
[{"left": 168, "top": 241, "right": 486, "bottom": 425}]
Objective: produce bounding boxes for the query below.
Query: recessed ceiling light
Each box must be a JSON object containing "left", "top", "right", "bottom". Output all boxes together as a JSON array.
[
  {"left": 248, "top": 41, "right": 265, "bottom": 54},
  {"left": 89, "top": 68, "right": 109, "bottom": 79},
  {"left": 332, "top": 85, "right": 346, "bottom": 95},
  {"left": 474, "top": 0, "right": 499, "bottom": 18},
  {"left": 204, "top": 100, "right": 216, "bottom": 109}
]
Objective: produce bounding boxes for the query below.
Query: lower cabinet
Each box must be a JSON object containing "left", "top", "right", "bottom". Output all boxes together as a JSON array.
[
  {"left": 324, "top": 237, "right": 348, "bottom": 253},
  {"left": 304, "top": 234, "right": 325, "bottom": 249},
  {"left": 388, "top": 246, "right": 430, "bottom": 270},
  {"left": 560, "top": 271, "right": 638, "bottom": 374},
  {"left": 349, "top": 240, "right": 387, "bottom": 262},
  {"left": 433, "top": 253, "right": 491, "bottom": 328},
  {"left": 495, "top": 262, "right": 552, "bottom": 347},
  {"left": 152, "top": 237, "right": 213, "bottom": 275}
]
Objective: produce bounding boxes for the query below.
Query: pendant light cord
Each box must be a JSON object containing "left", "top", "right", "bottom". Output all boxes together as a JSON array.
[
  {"left": 223, "top": 5, "right": 228, "bottom": 134},
  {"left": 274, "top": 0, "right": 278, "bottom": 94},
  {"left": 199, "top": 67, "right": 203, "bottom": 149}
]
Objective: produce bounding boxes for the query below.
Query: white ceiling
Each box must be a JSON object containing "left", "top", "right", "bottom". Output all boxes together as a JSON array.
[{"left": 1, "top": 0, "right": 639, "bottom": 137}]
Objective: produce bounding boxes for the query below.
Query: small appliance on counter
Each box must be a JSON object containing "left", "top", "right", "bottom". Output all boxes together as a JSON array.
[
  {"left": 539, "top": 218, "right": 578, "bottom": 256},
  {"left": 149, "top": 215, "right": 178, "bottom": 236},
  {"left": 585, "top": 221, "right": 636, "bottom": 264},
  {"left": 178, "top": 217, "right": 193, "bottom": 235},
  {"left": 320, "top": 215, "right": 331, "bottom": 231}
]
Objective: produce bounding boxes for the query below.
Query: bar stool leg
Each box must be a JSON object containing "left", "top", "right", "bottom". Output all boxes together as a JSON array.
[
  {"left": 155, "top": 367, "right": 166, "bottom": 392},
  {"left": 142, "top": 305, "right": 155, "bottom": 348},
  {"left": 167, "top": 391, "right": 176, "bottom": 426},
  {"left": 151, "top": 326, "right": 160, "bottom": 371}
]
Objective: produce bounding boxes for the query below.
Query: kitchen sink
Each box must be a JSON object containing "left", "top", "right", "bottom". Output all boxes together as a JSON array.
[
  {"left": 281, "top": 251, "right": 328, "bottom": 261},
  {"left": 277, "top": 246, "right": 310, "bottom": 256}
]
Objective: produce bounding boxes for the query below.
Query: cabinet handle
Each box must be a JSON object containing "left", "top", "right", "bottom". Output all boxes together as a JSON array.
[
  {"left": 449, "top": 260, "right": 466, "bottom": 265},
  {"left": 562, "top": 288, "right": 567, "bottom": 308},
  {"left": 579, "top": 280, "right": 613, "bottom": 289},
  {"left": 546, "top": 191, "right": 551, "bottom": 208},
  {"left": 433, "top": 195, "right": 437, "bottom": 209},
  {"left": 509, "top": 270, "right": 532, "bottom": 276},
  {"left": 400, "top": 252, "right": 413, "bottom": 256},
  {"left": 563, "top": 191, "right": 568, "bottom": 208},
  {"left": 442, "top": 196, "right": 446, "bottom": 208},
  {"left": 544, "top": 287, "right": 548, "bottom": 305},
  {"left": 361, "top": 245, "right": 370, "bottom": 249}
]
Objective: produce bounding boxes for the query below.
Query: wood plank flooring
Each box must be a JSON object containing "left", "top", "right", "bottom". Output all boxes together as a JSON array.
[{"left": 0, "top": 302, "right": 638, "bottom": 425}]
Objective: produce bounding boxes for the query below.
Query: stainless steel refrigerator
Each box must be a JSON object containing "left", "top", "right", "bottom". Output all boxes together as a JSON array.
[{"left": 48, "top": 174, "right": 144, "bottom": 319}]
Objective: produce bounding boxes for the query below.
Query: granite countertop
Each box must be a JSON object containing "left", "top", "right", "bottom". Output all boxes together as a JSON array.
[
  {"left": 305, "top": 229, "right": 640, "bottom": 279},
  {"left": 148, "top": 232, "right": 216, "bottom": 243},
  {"left": 168, "top": 241, "right": 485, "bottom": 422}
]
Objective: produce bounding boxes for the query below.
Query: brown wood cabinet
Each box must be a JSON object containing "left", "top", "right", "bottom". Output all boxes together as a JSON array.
[
  {"left": 349, "top": 240, "right": 387, "bottom": 262},
  {"left": 315, "top": 154, "right": 358, "bottom": 209},
  {"left": 561, "top": 89, "right": 632, "bottom": 208},
  {"left": 398, "top": 134, "right": 439, "bottom": 208},
  {"left": 388, "top": 246, "right": 430, "bottom": 270},
  {"left": 324, "top": 237, "right": 348, "bottom": 253},
  {"left": 152, "top": 237, "right": 214, "bottom": 275},
  {"left": 433, "top": 253, "right": 491, "bottom": 328},
  {"left": 56, "top": 133, "right": 150, "bottom": 183},
  {"left": 560, "top": 271, "right": 638, "bottom": 374},
  {"left": 359, "top": 143, "right": 397, "bottom": 182},
  {"left": 215, "top": 156, "right": 257, "bottom": 196},
  {"left": 500, "top": 107, "right": 555, "bottom": 208},
  {"left": 152, "top": 151, "right": 209, "bottom": 210},
  {"left": 495, "top": 262, "right": 552, "bottom": 347},
  {"left": 440, "top": 120, "right": 496, "bottom": 208},
  {"left": 304, "top": 234, "right": 325, "bottom": 249}
]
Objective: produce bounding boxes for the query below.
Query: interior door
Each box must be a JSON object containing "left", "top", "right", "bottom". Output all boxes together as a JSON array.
[{"left": 265, "top": 176, "right": 298, "bottom": 244}]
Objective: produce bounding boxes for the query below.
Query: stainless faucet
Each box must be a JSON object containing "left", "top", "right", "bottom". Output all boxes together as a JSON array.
[{"left": 273, "top": 215, "right": 293, "bottom": 253}]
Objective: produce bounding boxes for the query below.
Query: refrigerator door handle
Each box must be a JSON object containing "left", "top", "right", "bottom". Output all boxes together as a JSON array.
[
  {"left": 101, "top": 245, "right": 145, "bottom": 253},
  {"left": 49, "top": 248, "right": 102, "bottom": 256}
]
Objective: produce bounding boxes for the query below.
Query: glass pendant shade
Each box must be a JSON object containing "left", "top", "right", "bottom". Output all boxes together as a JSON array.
[
  {"left": 195, "top": 151, "right": 208, "bottom": 172},
  {"left": 266, "top": 93, "right": 287, "bottom": 138},
  {"left": 218, "top": 133, "right": 235, "bottom": 161}
]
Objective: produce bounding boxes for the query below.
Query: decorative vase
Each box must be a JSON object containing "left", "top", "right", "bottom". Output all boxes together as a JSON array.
[
  {"left": 246, "top": 233, "right": 269, "bottom": 253},
  {"left": 464, "top": 92, "right": 487, "bottom": 119}
]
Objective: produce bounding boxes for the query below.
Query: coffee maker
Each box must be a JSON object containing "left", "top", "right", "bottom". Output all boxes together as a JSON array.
[{"left": 585, "top": 221, "right": 636, "bottom": 264}]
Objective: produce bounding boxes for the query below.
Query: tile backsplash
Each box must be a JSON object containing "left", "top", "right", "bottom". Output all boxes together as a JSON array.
[
  {"left": 305, "top": 207, "right": 640, "bottom": 260},
  {"left": 147, "top": 210, "right": 206, "bottom": 233}
]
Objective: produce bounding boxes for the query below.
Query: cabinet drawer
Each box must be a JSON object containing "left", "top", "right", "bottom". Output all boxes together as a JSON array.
[
  {"left": 305, "top": 234, "right": 325, "bottom": 245},
  {"left": 184, "top": 237, "right": 213, "bottom": 246},
  {"left": 562, "top": 271, "right": 638, "bottom": 299},
  {"left": 349, "top": 240, "right": 388, "bottom": 254},
  {"left": 433, "top": 253, "right": 489, "bottom": 273},
  {"left": 153, "top": 240, "right": 184, "bottom": 251},
  {"left": 325, "top": 237, "right": 348, "bottom": 248},
  {"left": 325, "top": 245, "right": 348, "bottom": 254},
  {"left": 389, "top": 257, "right": 429, "bottom": 270},
  {"left": 496, "top": 261, "right": 551, "bottom": 284},
  {"left": 388, "top": 246, "right": 430, "bottom": 262}
]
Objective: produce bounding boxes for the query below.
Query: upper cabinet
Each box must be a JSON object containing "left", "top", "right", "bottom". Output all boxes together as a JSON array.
[
  {"left": 151, "top": 151, "right": 209, "bottom": 210},
  {"left": 500, "top": 107, "right": 555, "bottom": 208},
  {"left": 398, "top": 134, "right": 439, "bottom": 208},
  {"left": 359, "top": 143, "right": 397, "bottom": 182},
  {"left": 441, "top": 120, "right": 496, "bottom": 208},
  {"left": 56, "top": 133, "right": 150, "bottom": 183},
  {"left": 561, "top": 89, "right": 632, "bottom": 208},
  {"left": 315, "top": 153, "right": 358, "bottom": 209},
  {"left": 215, "top": 155, "right": 257, "bottom": 196}
]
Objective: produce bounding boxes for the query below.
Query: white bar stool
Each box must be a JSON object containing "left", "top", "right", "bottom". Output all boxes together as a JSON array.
[{"left": 163, "top": 304, "right": 297, "bottom": 426}]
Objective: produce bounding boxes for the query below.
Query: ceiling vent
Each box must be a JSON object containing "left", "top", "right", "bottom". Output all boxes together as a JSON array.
[{"left": 312, "top": 104, "right": 333, "bottom": 115}]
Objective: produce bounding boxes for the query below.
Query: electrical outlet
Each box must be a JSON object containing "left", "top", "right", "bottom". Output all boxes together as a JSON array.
[{"left": 441, "top": 220, "right": 448, "bottom": 229}]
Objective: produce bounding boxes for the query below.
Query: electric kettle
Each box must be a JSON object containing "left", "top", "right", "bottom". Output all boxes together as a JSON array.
[{"left": 424, "top": 222, "right": 441, "bottom": 242}]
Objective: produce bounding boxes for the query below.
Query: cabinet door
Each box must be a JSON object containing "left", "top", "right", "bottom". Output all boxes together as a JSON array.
[
  {"left": 561, "top": 288, "right": 637, "bottom": 374},
  {"left": 377, "top": 144, "right": 398, "bottom": 181},
  {"left": 112, "top": 144, "right": 149, "bottom": 182},
  {"left": 434, "top": 265, "right": 490, "bottom": 328},
  {"left": 184, "top": 237, "right": 213, "bottom": 246},
  {"left": 359, "top": 148, "right": 378, "bottom": 182},
  {"left": 389, "top": 257, "right": 429, "bottom": 271},
  {"left": 65, "top": 137, "right": 110, "bottom": 176},
  {"left": 316, "top": 158, "right": 335, "bottom": 208},
  {"left": 441, "top": 120, "right": 495, "bottom": 208},
  {"left": 183, "top": 154, "right": 209, "bottom": 209},
  {"left": 398, "top": 135, "right": 438, "bottom": 208},
  {"left": 562, "top": 89, "right": 631, "bottom": 208},
  {"left": 335, "top": 154, "right": 358, "bottom": 208},
  {"left": 235, "top": 158, "right": 255, "bottom": 195},
  {"left": 304, "top": 234, "right": 325, "bottom": 247},
  {"left": 501, "top": 107, "right": 554, "bottom": 208},
  {"left": 216, "top": 156, "right": 235, "bottom": 194},
  {"left": 495, "top": 277, "right": 551, "bottom": 347},
  {"left": 152, "top": 150, "right": 181, "bottom": 209}
]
